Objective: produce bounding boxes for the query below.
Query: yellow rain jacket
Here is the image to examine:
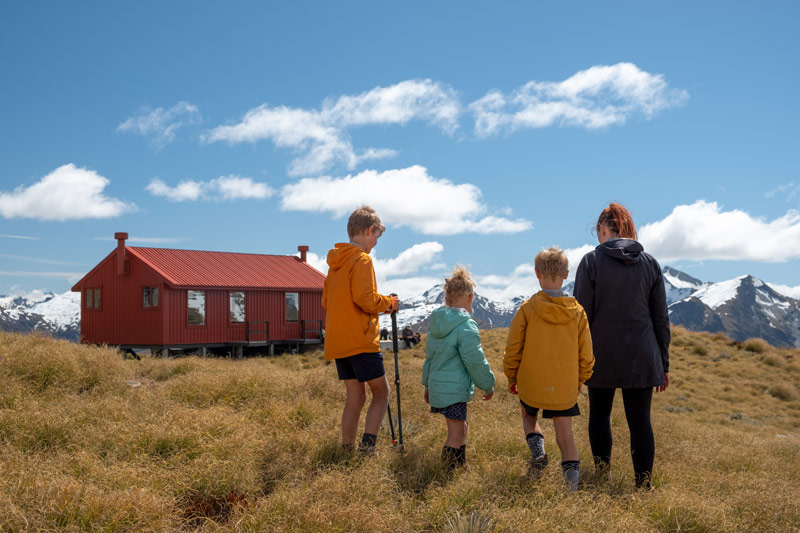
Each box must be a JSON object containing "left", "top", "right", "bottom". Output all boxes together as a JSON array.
[
  {"left": 504, "top": 291, "right": 594, "bottom": 410},
  {"left": 322, "top": 243, "right": 393, "bottom": 360}
]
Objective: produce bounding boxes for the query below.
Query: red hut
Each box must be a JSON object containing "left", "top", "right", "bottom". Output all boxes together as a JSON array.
[{"left": 71, "top": 233, "right": 326, "bottom": 356}]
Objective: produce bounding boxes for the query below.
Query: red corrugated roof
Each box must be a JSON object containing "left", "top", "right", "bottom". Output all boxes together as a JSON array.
[{"left": 127, "top": 247, "right": 325, "bottom": 289}]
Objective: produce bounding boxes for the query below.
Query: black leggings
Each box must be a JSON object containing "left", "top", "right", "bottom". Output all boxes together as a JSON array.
[{"left": 588, "top": 387, "right": 654, "bottom": 484}]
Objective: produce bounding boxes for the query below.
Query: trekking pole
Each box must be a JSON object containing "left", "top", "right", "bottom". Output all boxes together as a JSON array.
[
  {"left": 390, "top": 295, "right": 404, "bottom": 452},
  {"left": 386, "top": 403, "right": 397, "bottom": 446}
]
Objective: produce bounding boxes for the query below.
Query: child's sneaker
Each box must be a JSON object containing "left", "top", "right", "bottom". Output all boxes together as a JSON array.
[
  {"left": 527, "top": 453, "right": 549, "bottom": 477},
  {"left": 563, "top": 467, "right": 579, "bottom": 491}
]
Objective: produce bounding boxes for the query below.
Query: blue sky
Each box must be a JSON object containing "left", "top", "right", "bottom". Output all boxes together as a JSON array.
[{"left": 2, "top": 1, "right": 799, "bottom": 301}]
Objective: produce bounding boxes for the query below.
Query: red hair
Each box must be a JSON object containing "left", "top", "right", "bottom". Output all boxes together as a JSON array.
[{"left": 597, "top": 202, "right": 637, "bottom": 240}]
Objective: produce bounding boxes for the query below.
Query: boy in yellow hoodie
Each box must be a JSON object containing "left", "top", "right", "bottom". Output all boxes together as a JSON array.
[
  {"left": 323, "top": 206, "right": 399, "bottom": 452},
  {"left": 504, "top": 247, "right": 594, "bottom": 490}
]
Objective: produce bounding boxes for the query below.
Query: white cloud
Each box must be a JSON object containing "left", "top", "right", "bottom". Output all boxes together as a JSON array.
[
  {"left": 380, "top": 276, "right": 444, "bottom": 300},
  {"left": 297, "top": 242, "right": 446, "bottom": 297},
  {"left": 0, "top": 164, "right": 136, "bottom": 221},
  {"left": 475, "top": 244, "right": 594, "bottom": 301},
  {"left": 0, "top": 271, "right": 84, "bottom": 282},
  {"left": 765, "top": 182, "right": 800, "bottom": 202},
  {"left": 0, "top": 234, "right": 39, "bottom": 240},
  {"left": 767, "top": 283, "right": 800, "bottom": 300},
  {"left": 146, "top": 175, "right": 274, "bottom": 202},
  {"left": 146, "top": 179, "right": 204, "bottom": 202},
  {"left": 301, "top": 251, "right": 329, "bottom": 275},
  {"left": 0, "top": 254, "right": 84, "bottom": 266},
  {"left": 205, "top": 79, "right": 460, "bottom": 175},
  {"left": 321, "top": 79, "right": 460, "bottom": 132},
  {"left": 470, "top": 63, "right": 688, "bottom": 136},
  {"left": 373, "top": 242, "right": 444, "bottom": 278},
  {"left": 280, "top": 165, "right": 531, "bottom": 235},
  {"left": 639, "top": 200, "right": 800, "bottom": 262},
  {"left": 213, "top": 176, "right": 274, "bottom": 200},
  {"left": 117, "top": 101, "right": 201, "bottom": 149}
]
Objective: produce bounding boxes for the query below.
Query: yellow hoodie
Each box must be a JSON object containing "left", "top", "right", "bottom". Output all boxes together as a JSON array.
[
  {"left": 322, "top": 243, "right": 393, "bottom": 360},
  {"left": 504, "top": 291, "right": 594, "bottom": 410}
]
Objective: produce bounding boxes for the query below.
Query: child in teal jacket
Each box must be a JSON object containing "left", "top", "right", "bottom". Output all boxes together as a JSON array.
[{"left": 423, "top": 266, "right": 495, "bottom": 468}]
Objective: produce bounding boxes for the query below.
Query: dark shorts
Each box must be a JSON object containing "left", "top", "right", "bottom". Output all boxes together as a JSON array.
[
  {"left": 430, "top": 402, "right": 468, "bottom": 421},
  {"left": 520, "top": 399, "right": 580, "bottom": 419},
  {"left": 335, "top": 352, "right": 385, "bottom": 382}
]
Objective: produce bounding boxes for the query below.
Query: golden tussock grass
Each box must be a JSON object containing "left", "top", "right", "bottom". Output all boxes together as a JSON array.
[{"left": 1, "top": 326, "right": 799, "bottom": 531}]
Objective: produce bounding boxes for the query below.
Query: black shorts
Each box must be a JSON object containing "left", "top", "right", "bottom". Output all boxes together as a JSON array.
[
  {"left": 430, "top": 402, "right": 468, "bottom": 421},
  {"left": 335, "top": 352, "right": 385, "bottom": 382},
  {"left": 520, "top": 399, "right": 580, "bottom": 419}
]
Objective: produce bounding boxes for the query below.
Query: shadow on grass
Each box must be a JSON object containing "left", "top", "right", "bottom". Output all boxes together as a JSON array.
[
  {"left": 310, "top": 440, "right": 364, "bottom": 470},
  {"left": 388, "top": 446, "right": 454, "bottom": 497},
  {"left": 178, "top": 490, "right": 248, "bottom": 529}
]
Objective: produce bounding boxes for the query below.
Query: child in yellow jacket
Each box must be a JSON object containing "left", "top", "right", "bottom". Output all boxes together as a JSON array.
[
  {"left": 504, "top": 247, "right": 594, "bottom": 490},
  {"left": 323, "top": 206, "right": 398, "bottom": 452}
]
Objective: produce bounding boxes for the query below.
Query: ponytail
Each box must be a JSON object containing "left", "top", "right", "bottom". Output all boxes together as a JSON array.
[
  {"left": 597, "top": 202, "right": 637, "bottom": 240},
  {"left": 444, "top": 265, "right": 475, "bottom": 305}
]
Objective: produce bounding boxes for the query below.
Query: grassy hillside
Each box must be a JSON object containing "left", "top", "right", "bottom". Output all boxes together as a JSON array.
[{"left": 0, "top": 327, "right": 798, "bottom": 531}]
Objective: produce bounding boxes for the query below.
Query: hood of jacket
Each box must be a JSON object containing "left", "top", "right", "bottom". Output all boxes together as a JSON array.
[
  {"left": 326, "top": 243, "right": 365, "bottom": 272},
  {"left": 531, "top": 291, "right": 582, "bottom": 325},
  {"left": 428, "top": 307, "right": 472, "bottom": 339},
  {"left": 597, "top": 238, "right": 643, "bottom": 265}
]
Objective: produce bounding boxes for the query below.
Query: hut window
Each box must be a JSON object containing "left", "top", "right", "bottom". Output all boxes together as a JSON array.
[
  {"left": 230, "top": 291, "right": 245, "bottom": 323},
  {"left": 187, "top": 290, "right": 206, "bottom": 326},
  {"left": 285, "top": 292, "right": 299, "bottom": 322},
  {"left": 143, "top": 287, "right": 159, "bottom": 308},
  {"left": 85, "top": 288, "right": 101, "bottom": 309}
]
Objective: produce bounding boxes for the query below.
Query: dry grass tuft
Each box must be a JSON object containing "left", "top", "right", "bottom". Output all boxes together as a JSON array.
[
  {"left": 1, "top": 325, "right": 799, "bottom": 531},
  {"left": 744, "top": 338, "right": 767, "bottom": 353}
]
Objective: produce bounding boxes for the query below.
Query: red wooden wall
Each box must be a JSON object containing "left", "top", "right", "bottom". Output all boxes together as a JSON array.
[{"left": 79, "top": 251, "right": 324, "bottom": 347}]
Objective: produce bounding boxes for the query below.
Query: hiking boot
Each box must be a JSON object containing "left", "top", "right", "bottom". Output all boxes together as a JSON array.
[
  {"left": 442, "top": 446, "right": 460, "bottom": 470},
  {"left": 594, "top": 458, "right": 611, "bottom": 479},
  {"left": 635, "top": 471, "right": 654, "bottom": 491},
  {"left": 358, "top": 442, "right": 377, "bottom": 456},
  {"left": 527, "top": 454, "right": 549, "bottom": 477}
]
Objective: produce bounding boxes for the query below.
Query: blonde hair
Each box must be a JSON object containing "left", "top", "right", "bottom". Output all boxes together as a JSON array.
[
  {"left": 444, "top": 265, "right": 475, "bottom": 305},
  {"left": 347, "top": 205, "right": 385, "bottom": 239},
  {"left": 535, "top": 246, "right": 568, "bottom": 280}
]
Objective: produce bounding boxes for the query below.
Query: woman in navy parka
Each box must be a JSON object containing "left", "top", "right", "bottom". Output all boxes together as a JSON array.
[{"left": 574, "top": 203, "right": 670, "bottom": 489}]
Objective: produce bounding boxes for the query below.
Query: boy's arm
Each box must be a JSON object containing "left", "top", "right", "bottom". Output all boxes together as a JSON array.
[
  {"left": 503, "top": 307, "right": 527, "bottom": 387},
  {"left": 322, "top": 276, "right": 329, "bottom": 310},
  {"left": 457, "top": 322, "right": 495, "bottom": 393},
  {"left": 577, "top": 309, "right": 595, "bottom": 386},
  {"left": 351, "top": 256, "right": 393, "bottom": 314}
]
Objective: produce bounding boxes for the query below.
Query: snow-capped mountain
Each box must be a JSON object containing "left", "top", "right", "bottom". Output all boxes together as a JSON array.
[
  {"left": 380, "top": 283, "right": 523, "bottom": 333},
  {"left": 662, "top": 266, "right": 707, "bottom": 305},
  {"left": 0, "top": 291, "right": 80, "bottom": 341},
  {"left": 380, "top": 267, "right": 800, "bottom": 349},
  {"left": 3, "top": 267, "right": 799, "bottom": 349},
  {"left": 669, "top": 275, "right": 800, "bottom": 348}
]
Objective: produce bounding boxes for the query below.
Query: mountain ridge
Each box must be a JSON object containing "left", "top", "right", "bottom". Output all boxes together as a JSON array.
[{"left": 4, "top": 267, "right": 800, "bottom": 348}]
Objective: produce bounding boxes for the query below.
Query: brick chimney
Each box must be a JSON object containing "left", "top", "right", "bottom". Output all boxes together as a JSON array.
[
  {"left": 298, "top": 245, "right": 309, "bottom": 263},
  {"left": 115, "top": 232, "right": 128, "bottom": 275}
]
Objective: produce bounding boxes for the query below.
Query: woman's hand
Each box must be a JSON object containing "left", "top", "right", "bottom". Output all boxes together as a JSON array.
[
  {"left": 483, "top": 391, "right": 494, "bottom": 400},
  {"left": 424, "top": 389, "right": 429, "bottom": 404},
  {"left": 656, "top": 372, "right": 669, "bottom": 393},
  {"left": 508, "top": 383, "right": 518, "bottom": 395}
]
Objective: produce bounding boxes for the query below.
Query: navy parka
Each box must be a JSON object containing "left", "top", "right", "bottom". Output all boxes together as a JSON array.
[{"left": 574, "top": 239, "right": 670, "bottom": 389}]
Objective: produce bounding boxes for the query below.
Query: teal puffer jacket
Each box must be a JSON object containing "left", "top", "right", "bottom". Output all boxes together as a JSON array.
[{"left": 422, "top": 307, "right": 495, "bottom": 408}]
